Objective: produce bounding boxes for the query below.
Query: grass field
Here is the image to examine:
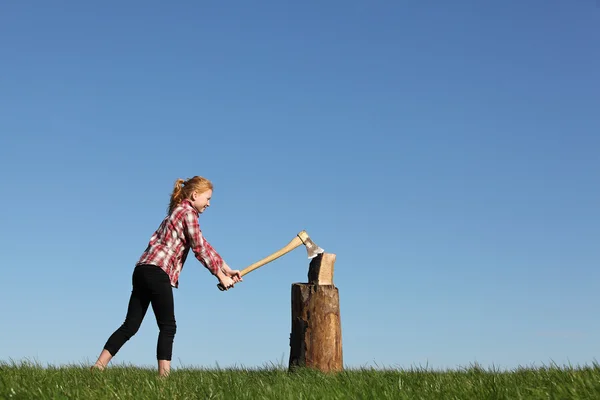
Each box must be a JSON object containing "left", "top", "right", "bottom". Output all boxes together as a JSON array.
[{"left": 1, "top": 361, "right": 599, "bottom": 399}]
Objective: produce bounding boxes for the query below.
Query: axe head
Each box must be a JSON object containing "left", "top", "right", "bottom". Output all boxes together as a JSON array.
[{"left": 297, "top": 230, "right": 325, "bottom": 259}]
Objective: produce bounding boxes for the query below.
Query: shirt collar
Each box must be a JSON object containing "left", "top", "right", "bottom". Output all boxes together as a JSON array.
[{"left": 180, "top": 199, "right": 199, "bottom": 216}]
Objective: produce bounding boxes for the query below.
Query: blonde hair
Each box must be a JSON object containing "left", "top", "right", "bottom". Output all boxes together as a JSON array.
[{"left": 168, "top": 176, "right": 213, "bottom": 214}]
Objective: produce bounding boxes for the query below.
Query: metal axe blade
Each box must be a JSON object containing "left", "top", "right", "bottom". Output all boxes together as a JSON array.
[{"left": 297, "top": 230, "right": 324, "bottom": 259}]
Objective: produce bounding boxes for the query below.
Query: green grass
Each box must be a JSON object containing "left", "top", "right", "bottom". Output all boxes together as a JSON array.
[{"left": 1, "top": 360, "right": 599, "bottom": 399}]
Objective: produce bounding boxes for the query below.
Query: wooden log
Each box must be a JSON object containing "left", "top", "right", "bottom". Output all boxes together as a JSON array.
[
  {"left": 307, "top": 253, "right": 336, "bottom": 285},
  {"left": 289, "top": 253, "right": 343, "bottom": 373}
]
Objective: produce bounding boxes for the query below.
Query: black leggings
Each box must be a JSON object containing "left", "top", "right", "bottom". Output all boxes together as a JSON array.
[{"left": 104, "top": 264, "right": 176, "bottom": 361}]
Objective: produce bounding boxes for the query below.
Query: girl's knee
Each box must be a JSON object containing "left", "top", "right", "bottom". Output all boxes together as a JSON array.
[
  {"left": 121, "top": 318, "right": 144, "bottom": 337},
  {"left": 159, "top": 320, "right": 177, "bottom": 336}
]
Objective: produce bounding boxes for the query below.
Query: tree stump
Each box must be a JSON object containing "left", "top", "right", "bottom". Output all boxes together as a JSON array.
[{"left": 289, "top": 253, "right": 343, "bottom": 373}]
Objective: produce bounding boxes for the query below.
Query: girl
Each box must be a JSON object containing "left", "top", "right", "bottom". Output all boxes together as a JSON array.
[{"left": 92, "top": 176, "right": 242, "bottom": 377}]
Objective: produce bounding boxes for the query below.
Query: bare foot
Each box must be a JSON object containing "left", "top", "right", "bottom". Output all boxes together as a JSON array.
[{"left": 90, "top": 363, "right": 106, "bottom": 372}]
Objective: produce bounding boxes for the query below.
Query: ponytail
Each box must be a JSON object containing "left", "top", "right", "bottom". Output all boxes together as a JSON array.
[{"left": 168, "top": 176, "right": 213, "bottom": 214}]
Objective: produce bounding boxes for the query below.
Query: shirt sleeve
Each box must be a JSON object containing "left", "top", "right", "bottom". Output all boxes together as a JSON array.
[{"left": 182, "top": 211, "right": 224, "bottom": 275}]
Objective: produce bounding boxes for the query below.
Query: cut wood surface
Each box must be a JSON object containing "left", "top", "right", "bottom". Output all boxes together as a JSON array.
[{"left": 307, "top": 253, "right": 336, "bottom": 285}]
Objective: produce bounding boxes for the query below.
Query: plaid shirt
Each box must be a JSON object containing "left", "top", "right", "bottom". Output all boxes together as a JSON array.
[{"left": 136, "top": 199, "right": 224, "bottom": 288}]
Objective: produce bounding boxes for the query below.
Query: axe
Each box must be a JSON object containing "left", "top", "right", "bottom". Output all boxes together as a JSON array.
[{"left": 217, "top": 230, "right": 324, "bottom": 291}]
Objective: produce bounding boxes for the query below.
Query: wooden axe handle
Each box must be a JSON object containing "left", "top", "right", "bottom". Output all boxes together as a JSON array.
[
  {"left": 217, "top": 235, "right": 303, "bottom": 291},
  {"left": 239, "top": 235, "right": 303, "bottom": 277}
]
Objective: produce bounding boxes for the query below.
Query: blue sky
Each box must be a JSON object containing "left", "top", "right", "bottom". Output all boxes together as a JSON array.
[{"left": 1, "top": 1, "right": 599, "bottom": 371}]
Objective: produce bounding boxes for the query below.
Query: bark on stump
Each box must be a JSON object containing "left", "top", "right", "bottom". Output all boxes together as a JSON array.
[{"left": 289, "top": 253, "right": 343, "bottom": 373}]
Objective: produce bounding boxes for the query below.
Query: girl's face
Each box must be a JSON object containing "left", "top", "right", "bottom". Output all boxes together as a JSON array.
[{"left": 191, "top": 189, "right": 212, "bottom": 214}]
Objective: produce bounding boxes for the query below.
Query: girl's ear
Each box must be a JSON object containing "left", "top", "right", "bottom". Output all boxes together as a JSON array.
[{"left": 190, "top": 191, "right": 197, "bottom": 200}]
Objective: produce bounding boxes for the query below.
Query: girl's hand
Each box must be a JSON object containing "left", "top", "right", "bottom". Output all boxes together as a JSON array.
[
  {"left": 218, "top": 275, "right": 235, "bottom": 290},
  {"left": 226, "top": 269, "right": 243, "bottom": 283},
  {"left": 221, "top": 262, "right": 243, "bottom": 283}
]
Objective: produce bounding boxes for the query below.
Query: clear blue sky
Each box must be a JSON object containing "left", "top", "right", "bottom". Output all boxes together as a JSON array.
[{"left": 1, "top": 1, "right": 599, "bottom": 371}]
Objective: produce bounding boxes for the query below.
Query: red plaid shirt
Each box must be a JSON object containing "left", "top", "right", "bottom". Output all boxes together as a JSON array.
[{"left": 136, "top": 199, "right": 224, "bottom": 288}]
